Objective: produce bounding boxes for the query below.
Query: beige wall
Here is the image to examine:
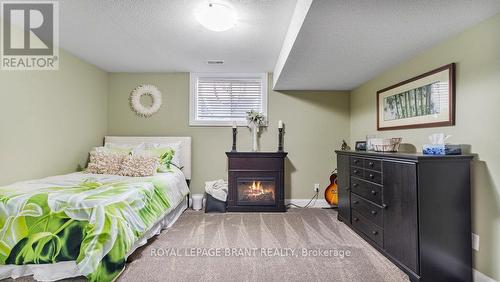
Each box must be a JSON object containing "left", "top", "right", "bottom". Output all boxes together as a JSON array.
[
  {"left": 0, "top": 49, "right": 109, "bottom": 185},
  {"left": 350, "top": 13, "right": 500, "bottom": 280},
  {"left": 107, "top": 73, "right": 350, "bottom": 199}
]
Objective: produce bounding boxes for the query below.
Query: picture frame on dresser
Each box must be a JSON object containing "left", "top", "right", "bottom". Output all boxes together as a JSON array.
[
  {"left": 377, "top": 63, "right": 456, "bottom": 131},
  {"left": 355, "top": 141, "right": 367, "bottom": 151}
]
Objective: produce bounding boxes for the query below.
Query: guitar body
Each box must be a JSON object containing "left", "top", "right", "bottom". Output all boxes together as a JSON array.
[{"left": 325, "top": 172, "right": 338, "bottom": 206}]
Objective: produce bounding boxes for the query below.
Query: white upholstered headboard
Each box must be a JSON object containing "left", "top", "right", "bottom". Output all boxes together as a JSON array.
[{"left": 104, "top": 136, "right": 192, "bottom": 180}]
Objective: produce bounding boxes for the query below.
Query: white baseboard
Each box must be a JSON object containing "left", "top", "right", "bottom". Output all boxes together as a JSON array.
[
  {"left": 286, "top": 198, "right": 333, "bottom": 208},
  {"left": 474, "top": 269, "right": 497, "bottom": 282}
]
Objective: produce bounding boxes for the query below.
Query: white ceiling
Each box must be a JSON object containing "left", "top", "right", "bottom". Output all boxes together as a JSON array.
[
  {"left": 58, "top": 0, "right": 296, "bottom": 72},
  {"left": 273, "top": 0, "right": 500, "bottom": 90},
  {"left": 48, "top": 0, "right": 500, "bottom": 89}
]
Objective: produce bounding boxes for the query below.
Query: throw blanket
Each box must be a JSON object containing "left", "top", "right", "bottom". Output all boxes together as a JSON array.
[
  {"left": 204, "top": 179, "right": 228, "bottom": 202},
  {"left": 0, "top": 174, "right": 186, "bottom": 281}
]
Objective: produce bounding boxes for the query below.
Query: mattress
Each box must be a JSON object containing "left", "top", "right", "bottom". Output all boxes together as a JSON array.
[{"left": 0, "top": 168, "right": 189, "bottom": 281}]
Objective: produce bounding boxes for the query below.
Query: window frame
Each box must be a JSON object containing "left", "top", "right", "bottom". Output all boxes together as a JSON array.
[{"left": 189, "top": 72, "right": 268, "bottom": 127}]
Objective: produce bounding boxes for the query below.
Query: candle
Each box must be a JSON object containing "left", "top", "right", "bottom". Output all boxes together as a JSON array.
[
  {"left": 278, "top": 120, "right": 283, "bottom": 129},
  {"left": 232, "top": 121, "right": 237, "bottom": 128}
]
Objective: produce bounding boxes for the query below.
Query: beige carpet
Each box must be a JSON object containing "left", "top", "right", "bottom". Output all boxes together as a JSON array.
[
  {"left": 9, "top": 209, "right": 408, "bottom": 282},
  {"left": 120, "top": 208, "right": 408, "bottom": 282}
]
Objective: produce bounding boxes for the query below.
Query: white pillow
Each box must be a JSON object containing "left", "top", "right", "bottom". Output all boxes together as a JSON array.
[
  {"left": 105, "top": 142, "right": 145, "bottom": 153},
  {"left": 92, "top": 146, "right": 130, "bottom": 154}
]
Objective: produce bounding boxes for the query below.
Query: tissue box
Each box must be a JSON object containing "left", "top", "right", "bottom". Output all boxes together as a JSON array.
[
  {"left": 423, "top": 144, "right": 445, "bottom": 155},
  {"left": 422, "top": 144, "right": 462, "bottom": 155}
]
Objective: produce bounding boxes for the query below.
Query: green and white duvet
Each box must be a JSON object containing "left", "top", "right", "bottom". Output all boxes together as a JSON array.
[{"left": 0, "top": 169, "right": 189, "bottom": 281}]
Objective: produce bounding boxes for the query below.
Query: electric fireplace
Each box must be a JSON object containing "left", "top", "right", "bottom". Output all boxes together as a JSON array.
[{"left": 226, "top": 152, "right": 287, "bottom": 212}]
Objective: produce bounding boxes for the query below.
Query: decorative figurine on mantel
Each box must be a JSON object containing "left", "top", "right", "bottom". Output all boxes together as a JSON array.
[
  {"left": 231, "top": 121, "right": 237, "bottom": 152},
  {"left": 246, "top": 110, "right": 266, "bottom": 152}
]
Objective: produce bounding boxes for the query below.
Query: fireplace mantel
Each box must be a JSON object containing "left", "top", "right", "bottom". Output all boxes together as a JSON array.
[
  {"left": 226, "top": 152, "right": 288, "bottom": 158},
  {"left": 226, "top": 152, "right": 287, "bottom": 212}
]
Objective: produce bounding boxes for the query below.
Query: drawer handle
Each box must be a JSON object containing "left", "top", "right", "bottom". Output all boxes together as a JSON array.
[
  {"left": 369, "top": 174, "right": 375, "bottom": 179},
  {"left": 353, "top": 217, "right": 359, "bottom": 222},
  {"left": 354, "top": 169, "right": 359, "bottom": 174},
  {"left": 354, "top": 160, "right": 359, "bottom": 164},
  {"left": 353, "top": 183, "right": 359, "bottom": 187},
  {"left": 353, "top": 200, "right": 359, "bottom": 204},
  {"left": 368, "top": 162, "right": 374, "bottom": 166},
  {"left": 371, "top": 210, "right": 377, "bottom": 215},
  {"left": 371, "top": 190, "right": 377, "bottom": 195},
  {"left": 372, "top": 231, "right": 379, "bottom": 235}
]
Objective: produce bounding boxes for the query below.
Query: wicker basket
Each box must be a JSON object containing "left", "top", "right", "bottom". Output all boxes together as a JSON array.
[{"left": 371, "top": 138, "right": 402, "bottom": 152}]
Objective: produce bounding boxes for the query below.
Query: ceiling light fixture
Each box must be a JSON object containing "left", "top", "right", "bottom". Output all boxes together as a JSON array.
[{"left": 195, "top": 2, "right": 236, "bottom": 32}]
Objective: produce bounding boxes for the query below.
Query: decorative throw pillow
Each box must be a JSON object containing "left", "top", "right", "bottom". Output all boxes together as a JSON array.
[
  {"left": 118, "top": 155, "right": 159, "bottom": 177},
  {"left": 157, "top": 149, "right": 175, "bottom": 173},
  {"left": 86, "top": 151, "right": 128, "bottom": 175},
  {"left": 144, "top": 142, "right": 181, "bottom": 167},
  {"left": 134, "top": 143, "right": 179, "bottom": 173}
]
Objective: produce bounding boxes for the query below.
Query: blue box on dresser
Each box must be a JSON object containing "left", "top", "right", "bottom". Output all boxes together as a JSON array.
[{"left": 423, "top": 144, "right": 462, "bottom": 155}]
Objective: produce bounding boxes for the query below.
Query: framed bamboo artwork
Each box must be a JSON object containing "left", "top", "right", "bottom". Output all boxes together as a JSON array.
[{"left": 377, "top": 63, "right": 456, "bottom": 130}]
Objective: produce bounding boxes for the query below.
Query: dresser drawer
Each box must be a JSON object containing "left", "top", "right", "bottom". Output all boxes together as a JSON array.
[
  {"left": 352, "top": 210, "right": 383, "bottom": 246},
  {"left": 351, "top": 194, "right": 383, "bottom": 227},
  {"left": 351, "top": 157, "right": 364, "bottom": 168},
  {"left": 351, "top": 177, "right": 382, "bottom": 205},
  {"left": 363, "top": 170, "right": 382, "bottom": 184},
  {"left": 364, "top": 158, "right": 382, "bottom": 172},
  {"left": 351, "top": 167, "right": 364, "bottom": 178}
]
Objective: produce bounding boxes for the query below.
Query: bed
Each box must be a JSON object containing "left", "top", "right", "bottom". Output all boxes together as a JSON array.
[{"left": 0, "top": 136, "right": 191, "bottom": 282}]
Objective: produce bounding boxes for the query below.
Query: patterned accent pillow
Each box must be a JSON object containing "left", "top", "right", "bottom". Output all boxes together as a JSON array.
[
  {"left": 86, "top": 151, "right": 127, "bottom": 175},
  {"left": 133, "top": 148, "right": 175, "bottom": 173},
  {"left": 118, "top": 155, "right": 159, "bottom": 177},
  {"left": 144, "top": 142, "right": 181, "bottom": 167}
]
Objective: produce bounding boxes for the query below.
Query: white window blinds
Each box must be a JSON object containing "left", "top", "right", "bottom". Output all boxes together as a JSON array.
[{"left": 190, "top": 73, "right": 268, "bottom": 126}]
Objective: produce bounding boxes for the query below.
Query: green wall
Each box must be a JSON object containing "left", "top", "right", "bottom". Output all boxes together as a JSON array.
[
  {"left": 107, "top": 73, "right": 350, "bottom": 199},
  {"left": 0, "top": 49, "right": 109, "bottom": 185},
  {"left": 350, "top": 13, "right": 500, "bottom": 280}
]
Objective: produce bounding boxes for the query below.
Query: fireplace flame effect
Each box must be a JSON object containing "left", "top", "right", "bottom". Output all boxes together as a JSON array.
[
  {"left": 241, "top": 181, "right": 275, "bottom": 201},
  {"left": 250, "top": 181, "right": 265, "bottom": 195}
]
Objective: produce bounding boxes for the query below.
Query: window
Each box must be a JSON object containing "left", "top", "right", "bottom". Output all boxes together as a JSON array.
[{"left": 189, "top": 73, "right": 268, "bottom": 126}]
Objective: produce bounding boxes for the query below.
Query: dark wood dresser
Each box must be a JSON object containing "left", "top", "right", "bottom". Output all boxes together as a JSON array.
[{"left": 335, "top": 150, "right": 473, "bottom": 282}]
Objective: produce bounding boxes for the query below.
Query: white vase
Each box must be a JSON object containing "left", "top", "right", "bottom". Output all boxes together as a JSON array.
[{"left": 251, "top": 123, "right": 258, "bottom": 151}]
